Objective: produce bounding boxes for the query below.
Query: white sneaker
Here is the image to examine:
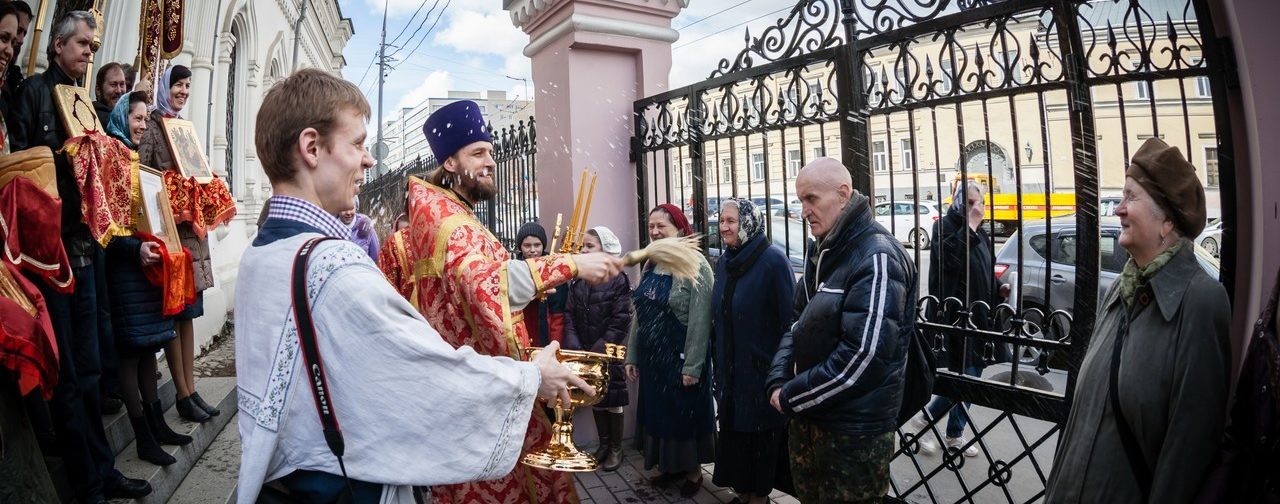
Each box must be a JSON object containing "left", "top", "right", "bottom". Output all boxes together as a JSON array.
[
  {"left": 946, "top": 436, "right": 979, "bottom": 457},
  {"left": 917, "top": 436, "right": 939, "bottom": 455},
  {"left": 909, "top": 414, "right": 931, "bottom": 432}
]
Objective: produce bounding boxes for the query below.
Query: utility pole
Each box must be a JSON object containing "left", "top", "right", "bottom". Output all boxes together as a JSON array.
[{"left": 375, "top": 4, "right": 388, "bottom": 177}]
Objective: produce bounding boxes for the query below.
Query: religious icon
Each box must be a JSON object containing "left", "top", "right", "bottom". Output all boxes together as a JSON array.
[
  {"left": 138, "top": 165, "right": 181, "bottom": 253},
  {"left": 53, "top": 84, "right": 103, "bottom": 138},
  {"left": 161, "top": 118, "right": 213, "bottom": 183}
]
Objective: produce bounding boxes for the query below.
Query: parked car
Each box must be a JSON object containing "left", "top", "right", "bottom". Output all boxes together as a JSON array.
[
  {"left": 749, "top": 197, "right": 786, "bottom": 217},
  {"left": 992, "top": 216, "right": 1220, "bottom": 365},
  {"left": 873, "top": 200, "right": 941, "bottom": 249},
  {"left": 705, "top": 216, "right": 810, "bottom": 275},
  {"left": 1197, "top": 219, "right": 1223, "bottom": 257}
]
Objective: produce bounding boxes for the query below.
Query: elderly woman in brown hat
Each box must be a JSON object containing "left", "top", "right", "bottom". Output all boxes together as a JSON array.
[{"left": 1045, "top": 138, "right": 1231, "bottom": 504}]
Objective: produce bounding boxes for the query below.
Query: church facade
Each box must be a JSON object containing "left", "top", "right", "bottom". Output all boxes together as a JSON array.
[{"left": 24, "top": 0, "right": 353, "bottom": 348}]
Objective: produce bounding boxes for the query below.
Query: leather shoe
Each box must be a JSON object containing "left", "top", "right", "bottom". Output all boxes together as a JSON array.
[
  {"left": 104, "top": 476, "right": 152, "bottom": 499},
  {"left": 679, "top": 475, "right": 703, "bottom": 498},
  {"left": 648, "top": 472, "right": 682, "bottom": 487}
]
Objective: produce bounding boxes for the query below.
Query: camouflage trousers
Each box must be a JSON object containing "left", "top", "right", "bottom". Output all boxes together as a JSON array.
[{"left": 789, "top": 420, "right": 893, "bottom": 503}]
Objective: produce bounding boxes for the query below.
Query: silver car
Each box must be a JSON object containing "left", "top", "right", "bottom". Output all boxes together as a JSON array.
[{"left": 994, "top": 216, "right": 1220, "bottom": 322}]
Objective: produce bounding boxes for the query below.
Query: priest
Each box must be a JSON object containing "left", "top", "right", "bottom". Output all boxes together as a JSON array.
[
  {"left": 406, "top": 100, "right": 625, "bottom": 503},
  {"left": 235, "top": 69, "right": 594, "bottom": 504}
]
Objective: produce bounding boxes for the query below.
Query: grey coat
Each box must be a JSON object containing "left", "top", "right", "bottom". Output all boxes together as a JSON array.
[{"left": 1046, "top": 244, "right": 1231, "bottom": 504}]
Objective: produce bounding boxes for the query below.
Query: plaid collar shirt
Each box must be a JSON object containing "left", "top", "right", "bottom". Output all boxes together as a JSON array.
[{"left": 266, "top": 195, "right": 351, "bottom": 239}]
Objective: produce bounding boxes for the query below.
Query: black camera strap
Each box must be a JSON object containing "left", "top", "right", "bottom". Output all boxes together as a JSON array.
[{"left": 291, "top": 236, "right": 353, "bottom": 499}]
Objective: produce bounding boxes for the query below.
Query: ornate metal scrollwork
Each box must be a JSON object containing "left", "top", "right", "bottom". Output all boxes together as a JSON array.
[
  {"left": 710, "top": 0, "right": 843, "bottom": 79},
  {"left": 1078, "top": 0, "right": 1206, "bottom": 78}
]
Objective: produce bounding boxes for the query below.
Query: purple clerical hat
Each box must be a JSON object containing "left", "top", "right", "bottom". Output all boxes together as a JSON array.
[{"left": 422, "top": 100, "right": 493, "bottom": 161}]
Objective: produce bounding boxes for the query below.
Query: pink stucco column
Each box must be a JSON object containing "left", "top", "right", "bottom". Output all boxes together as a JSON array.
[
  {"left": 505, "top": 0, "right": 688, "bottom": 255},
  {"left": 505, "top": 0, "right": 688, "bottom": 446}
]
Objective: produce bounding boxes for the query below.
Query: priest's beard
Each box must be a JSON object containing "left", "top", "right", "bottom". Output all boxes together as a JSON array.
[{"left": 454, "top": 168, "right": 498, "bottom": 204}]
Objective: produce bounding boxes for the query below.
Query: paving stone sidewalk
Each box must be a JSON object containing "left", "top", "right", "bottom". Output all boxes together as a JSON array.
[{"left": 571, "top": 444, "right": 799, "bottom": 504}]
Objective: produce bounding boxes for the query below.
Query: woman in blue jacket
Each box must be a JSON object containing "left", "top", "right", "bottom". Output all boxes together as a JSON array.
[
  {"left": 105, "top": 91, "right": 191, "bottom": 466},
  {"left": 710, "top": 199, "right": 795, "bottom": 504}
]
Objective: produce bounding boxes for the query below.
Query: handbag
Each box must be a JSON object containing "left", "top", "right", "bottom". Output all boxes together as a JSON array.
[{"left": 255, "top": 237, "right": 355, "bottom": 503}]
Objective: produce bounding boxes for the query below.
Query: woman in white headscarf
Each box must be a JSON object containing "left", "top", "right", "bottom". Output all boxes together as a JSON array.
[{"left": 562, "top": 226, "right": 633, "bottom": 471}]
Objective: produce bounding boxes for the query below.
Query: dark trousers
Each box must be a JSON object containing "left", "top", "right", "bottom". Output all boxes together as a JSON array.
[
  {"left": 924, "top": 365, "right": 984, "bottom": 438},
  {"left": 32, "top": 250, "right": 120, "bottom": 501},
  {"left": 95, "top": 256, "right": 121, "bottom": 400}
]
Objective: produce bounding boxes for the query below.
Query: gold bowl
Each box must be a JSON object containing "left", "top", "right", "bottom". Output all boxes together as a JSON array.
[{"left": 521, "top": 345, "right": 624, "bottom": 472}]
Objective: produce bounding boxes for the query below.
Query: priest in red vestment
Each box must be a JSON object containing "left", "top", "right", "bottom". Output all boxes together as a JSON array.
[
  {"left": 376, "top": 213, "right": 413, "bottom": 301},
  {"left": 405, "top": 100, "right": 624, "bottom": 504}
]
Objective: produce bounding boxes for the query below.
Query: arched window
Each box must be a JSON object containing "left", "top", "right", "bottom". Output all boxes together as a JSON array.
[{"left": 225, "top": 27, "right": 240, "bottom": 195}]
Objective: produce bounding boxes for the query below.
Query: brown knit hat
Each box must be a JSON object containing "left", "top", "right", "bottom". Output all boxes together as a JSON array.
[{"left": 1125, "top": 137, "right": 1206, "bottom": 238}]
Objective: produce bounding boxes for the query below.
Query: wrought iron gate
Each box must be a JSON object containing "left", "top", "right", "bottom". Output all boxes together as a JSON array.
[{"left": 631, "top": 0, "right": 1235, "bottom": 501}]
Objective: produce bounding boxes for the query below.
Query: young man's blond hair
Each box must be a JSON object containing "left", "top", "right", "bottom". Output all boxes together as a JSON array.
[{"left": 255, "top": 68, "right": 371, "bottom": 184}]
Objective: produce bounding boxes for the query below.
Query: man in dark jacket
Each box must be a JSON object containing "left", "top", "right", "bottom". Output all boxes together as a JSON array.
[
  {"left": 767, "top": 157, "right": 918, "bottom": 503},
  {"left": 9, "top": 11, "right": 152, "bottom": 503}
]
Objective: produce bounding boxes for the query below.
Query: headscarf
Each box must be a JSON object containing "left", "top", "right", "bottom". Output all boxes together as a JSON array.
[
  {"left": 105, "top": 92, "right": 137, "bottom": 148},
  {"left": 720, "top": 198, "right": 763, "bottom": 248},
  {"left": 654, "top": 203, "right": 693, "bottom": 236},
  {"left": 590, "top": 226, "right": 622, "bottom": 256},
  {"left": 152, "top": 65, "right": 191, "bottom": 119}
]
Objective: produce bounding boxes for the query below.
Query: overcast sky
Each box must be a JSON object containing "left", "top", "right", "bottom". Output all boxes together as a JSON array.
[{"left": 337, "top": 0, "right": 800, "bottom": 129}]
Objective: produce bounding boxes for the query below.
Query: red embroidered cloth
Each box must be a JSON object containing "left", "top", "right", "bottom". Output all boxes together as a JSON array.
[
  {"left": 0, "top": 177, "right": 73, "bottom": 293},
  {"left": 62, "top": 132, "right": 137, "bottom": 247},
  {"left": 0, "top": 262, "right": 58, "bottom": 399},
  {"left": 136, "top": 231, "right": 196, "bottom": 317},
  {"left": 162, "top": 172, "right": 236, "bottom": 240}
]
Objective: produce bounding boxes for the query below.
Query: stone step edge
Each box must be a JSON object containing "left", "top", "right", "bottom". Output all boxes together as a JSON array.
[
  {"left": 170, "top": 412, "right": 241, "bottom": 504},
  {"left": 108, "top": 376, "right": 237, "bottom": 504}
]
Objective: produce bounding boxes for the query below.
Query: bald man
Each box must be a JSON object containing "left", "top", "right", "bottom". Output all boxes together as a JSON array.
[{"left": 766, "top": 157, "right": 918, "bottom": 503}]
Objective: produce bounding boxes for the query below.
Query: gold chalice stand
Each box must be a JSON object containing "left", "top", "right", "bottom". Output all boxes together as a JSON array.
[{"left": 521, "top": 343, "right": 626, "bottom": 472}]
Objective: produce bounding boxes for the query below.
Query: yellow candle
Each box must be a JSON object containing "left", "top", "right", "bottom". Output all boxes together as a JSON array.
[
  {"left": 564, "top": 169, "right": 587, "bottom": 252},
  {"left": 577, "top": 172, "right": 598, "bottom": 251},
  {"left": 549, "top": 212, "right": 563, "bottom": 253}
]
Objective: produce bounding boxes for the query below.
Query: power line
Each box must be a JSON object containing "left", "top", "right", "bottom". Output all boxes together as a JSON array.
[
  {"left": 386, "top": 0, "right": 432, "bottom": 47},
  {"left": 675, "top": 0, "right": 762, "bottom": 31},
  {"left": 387, "top": 0, "right": 444, "bottom": 61},
  {"left": 354, "top": 54, "right": 377, "bottom": 89},
  {"left": 391, "top": 0, "right": 453, "bottom": 71},
  {"left": 673, "top": 5, "right": 792, "bottom": 51}
]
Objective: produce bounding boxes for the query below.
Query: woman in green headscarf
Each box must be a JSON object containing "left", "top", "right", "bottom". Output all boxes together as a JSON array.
[{"left": 1046, "top": 138, "right": 1230, "bottom": 504}]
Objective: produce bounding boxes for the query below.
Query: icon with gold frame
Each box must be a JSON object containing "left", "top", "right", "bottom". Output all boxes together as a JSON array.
[
  {"left": 160, "top": 118, "right": 213, "bottom": 183},
  {"left": 53, "top": 84, "right": 103, "bottom": 138},
  {"left": 137, "top": 165, "right": 182, "bottom": 254}
]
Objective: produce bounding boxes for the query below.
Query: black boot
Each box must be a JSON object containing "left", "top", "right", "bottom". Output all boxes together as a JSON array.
[
  {"left": 600, "top": 411, "right": 624, "bottom": 472},
  {"left": 592, "top": 410, "right": 610, "bottom": 464},
  {"left": 190, "top": 391, "right": 220, "bottom": 416},
  {"left": 177, "top": 396, "right": 211, "bottom": 423},
  {"left": 129, "top": 416, "right": 176, "bottom": 466},
  {"left": 147, "top": 400, "right": 192, "bottom": 445}
]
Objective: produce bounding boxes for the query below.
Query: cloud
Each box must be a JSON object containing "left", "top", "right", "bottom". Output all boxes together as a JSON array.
[{"left": 395, "top": 70, "right": 453, "bottom": 110}]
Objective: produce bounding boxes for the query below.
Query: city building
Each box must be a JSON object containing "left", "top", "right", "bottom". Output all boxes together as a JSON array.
[{"left": 369, "top": 89, "right": 534, "bottom": 180}]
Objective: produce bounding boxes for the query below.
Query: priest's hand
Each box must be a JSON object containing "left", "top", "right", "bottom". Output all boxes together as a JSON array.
[
  {"left": 532, "top": 341, "right": 596, "bottom": 409},
  {"left": 573, "top": 252, "right": 624, "bottom": 285},
  {"left": 139, "top": 242, "right": 162, "bottom": 266}
]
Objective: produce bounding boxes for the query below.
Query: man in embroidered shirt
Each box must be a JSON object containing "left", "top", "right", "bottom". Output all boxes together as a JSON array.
[
  {"left": 406, "top": 100, "right": 624, "bottom": 503},
  {"left": 235, "top": 68, "right": 594, "bottom": 504}
]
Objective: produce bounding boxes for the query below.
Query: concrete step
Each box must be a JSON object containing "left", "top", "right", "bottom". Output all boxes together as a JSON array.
[
  {"left": 168, "top": 413, "right": 240, "bottom": 504},
  {"left": 108, "top": 377, "right": 237, "bottom": 504}
]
